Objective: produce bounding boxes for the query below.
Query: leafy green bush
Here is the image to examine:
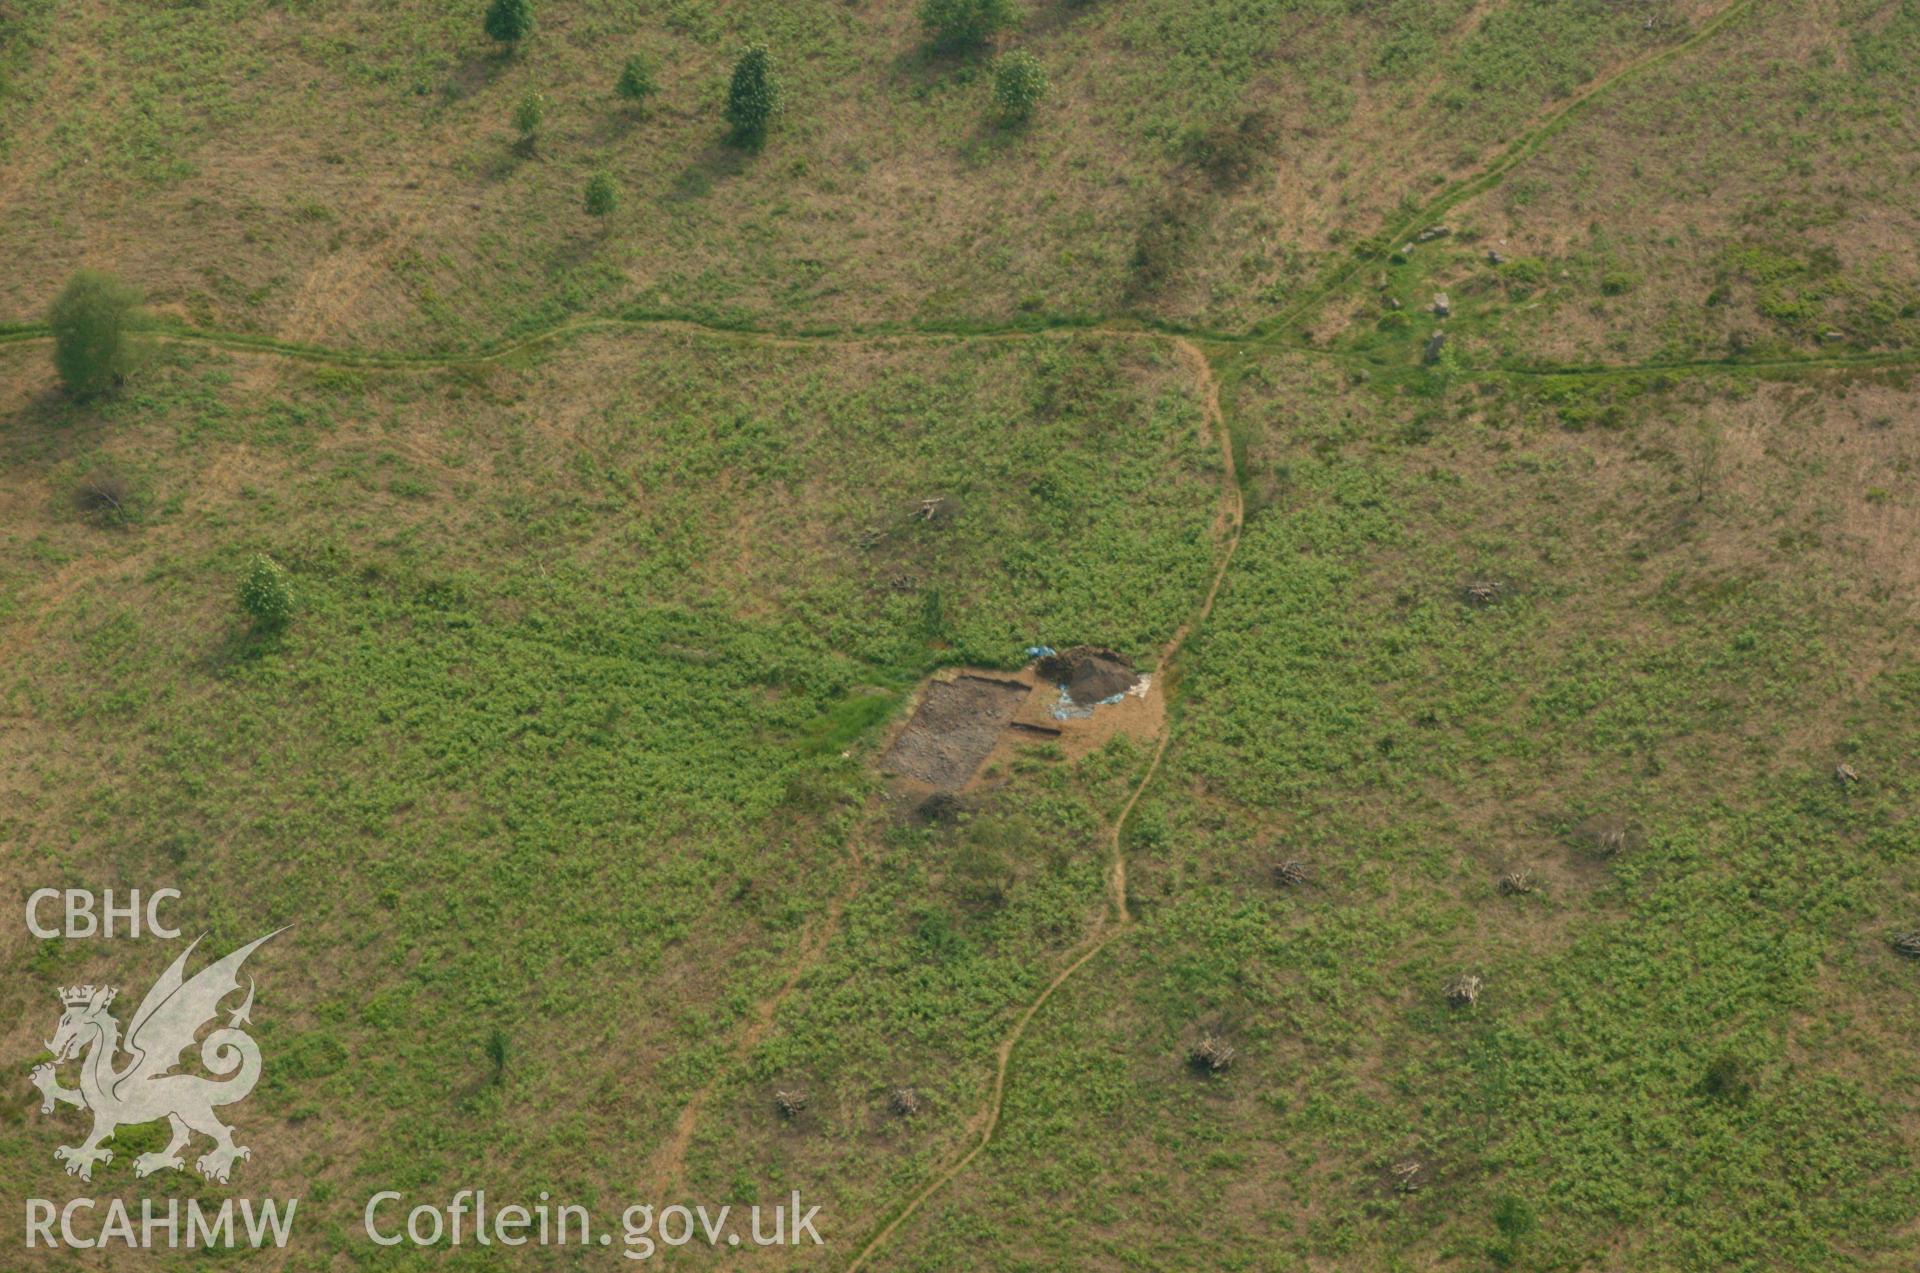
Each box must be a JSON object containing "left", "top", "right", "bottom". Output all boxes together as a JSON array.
[
  {"left": 512, "top": 91, "right": 545, "bottom": 143},
  {"left": 1600, "top": 269, "right": 1639, "bottom": 296},
  {"left": 584, "top": 171, "right": 619, "bottom": 217},
  {"left": 484, "top": 0, "right": 532, "bottom": 47},
  {"left": 919, "top": 0, "right": 1015, "bottom": 51},
  {"left": 1502, "top": 256, "right": 1547, "bottom": 286},
  {"left": 583, "top": 172, "right": 619, "bottom": 217},
  {"left": 48, "top": 270, "right": 144, "bottom": 399},
  {"left": 724, "top": 45, "right": 778, "bottom": 149},
  {"left": 615, "top": 54, "right": 657, "bottom": 108},
  {"left": 238, "top": 553, "right": 294, "bottom": 630},
  {"left": 992, "top": 51, "right": 1047, "bottom": 124}
]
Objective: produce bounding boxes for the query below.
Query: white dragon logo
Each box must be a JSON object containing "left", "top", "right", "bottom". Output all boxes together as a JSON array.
[{"left": 29, "top": 929, "right": 284, "bottom": 1184}]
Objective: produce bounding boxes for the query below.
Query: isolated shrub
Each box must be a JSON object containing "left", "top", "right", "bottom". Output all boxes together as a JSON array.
[
  {"left": 238, "top": 553, "right": 294, "bottom": 630},
  {"left": 1492, "top": 1195, "right": 1537, "bottom": 1239},
  {"left": 1501, "top": 256, "right": 1547, "bottom": 298},
  {"left": 484, "top": 1027, "right": 509, "bottom": 1082},
  {"left": 584, "top": 171, "right": 619, "bottom": 217},
  {"left": 615, "top": 54, "right": 657, "bottom": 107},
  {"left": 992, "top": 51, "right": 1047, "bottom": 124},
  {"left": 49, "top": 270, "right": 144, "bottom": 398},
  {"left": 920, "top": 0, "right": 1014, "bottom": 51},
  {"left": 1184, "top": 111, "right": 1276, "bottom": 189},
  {"left": 724, "top": 45, "right": 778, "bottom": 148},
  {"left": 1128, "top": 193, "right": 1198, "bottom": 300},
  {"left": 72, "top": 468, "right": 138, "bottom": 527},
  {"left": 950, "top": 842, "right": 1015, "bottom": 910},
  {"left": 1700, "top": 1052, "right": 1753, "bottom": 1105},
  {"left": 1600, "top": 269, "right": 1639, "bottom": 296},
  {"left": 484, "top": 0, "right": 532, "bottom": 47},
  {"left": 512, "top": 91, "right": 545, "bottom": 143}
]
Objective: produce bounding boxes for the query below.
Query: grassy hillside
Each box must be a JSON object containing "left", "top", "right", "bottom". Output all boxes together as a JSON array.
[
  {"left": 875, "top": 352, "right": 1920, "bottom": 1270},
  {"left": 4, "top": 0, "right": 1739, "bottom": 344},
  {"left": 1313, "top": 0, "right": 1920, "bottom": 369},
  {"left": 0, "top": 329, "right": 1223, "bottom": 1266}
]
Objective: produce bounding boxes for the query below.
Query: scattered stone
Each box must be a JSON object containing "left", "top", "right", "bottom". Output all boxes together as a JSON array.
[
  {"left": 1190, "top": 1036, "right": 1236, "bottom": 1073},
  {"left": 1414, "top": 225, "right": 1452, "bottom": 243},
  {"left": 1422, "top": 330, "right": 1448, "bottom": 364},
  {"left": 774, "top": 1089, "right": 808, "bottom": 1119},
  {"left": 1487, "top": 250, "right": 1506, "bottom": 265},
  {"left": 889, "top": 1087, "right": 923, "bottom": 1117},
  {"left": 1272, "top": 859, "right": 1309, "bottom": 888},
  {"left": 1391, "top": 1160, "right": 1424, "bottom": 1194},
  {"left": 883, "top": 674, "right": 1029, "bottom": 789},
  {"left": 1444, "top": 974, "right": 1482, "bottom": 1008},
  {"left": 1893, "top": 931, "right": 1920, "bottom": 959},
  {"left": 1431, "top": 292, "right": 1451, "bottom": 318},
  {"left": 1835, "top": 763, "right": 1860, "bottom": 785},
  {"left": 1497, "top": 868, "right": 1536, "bottom": 896},
  {"left": 1385, "top": 296, "right": 1402, "bottom": 310},
  {"left": 1821, "top": 329, "right": 1845, "bottom": 343}
]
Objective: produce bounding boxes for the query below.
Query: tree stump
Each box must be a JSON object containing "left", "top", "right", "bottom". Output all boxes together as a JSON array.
[
  {"left": 1497, "top": 868, "right": 1536, "bottom": 896},
  {"left": 1272, "top": 859, "right": 1309, "bottom": 888},
  {"left": 1463, "top": 580, "right": 1503, "bottom": 607}
]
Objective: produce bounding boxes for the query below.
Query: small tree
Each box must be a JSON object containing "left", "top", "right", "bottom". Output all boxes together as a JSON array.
[
  {"left": 724, "top": 44, "right": 778, "bottom": 149},
  {"left": 615, "top": 54, "right": 657, "bottom": 109},
  {"left": 992, "top": 50, "right": 1047, "bottom": 124},
  {"left": 584, "top": 171, "right": 619, "bottom": 217},
  {"left": 238, "top": 553, "right": 294, "bottom": 630},
  {"left": 484, "top": 0, "right": 533, "bottom": 48},
  {"left": 48, "top": 270, "right": 144, "bottom": 399},
  {"left": 512, "top": 91, "right": 545, "bottom": 149},
  {"left": 919, "top": 0, "right": 1015, "bottom": 51}
]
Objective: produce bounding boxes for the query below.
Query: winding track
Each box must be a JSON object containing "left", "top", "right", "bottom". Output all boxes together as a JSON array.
[
  {"left": 4, "top": 310, "right": 1915, "bottom": 382},
  {"left": 844, "top": 338, "right": 1241, "bottom": 1272},
  {"left": 4, "top": 0, "right": 1912, "bottom": 1261}
]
